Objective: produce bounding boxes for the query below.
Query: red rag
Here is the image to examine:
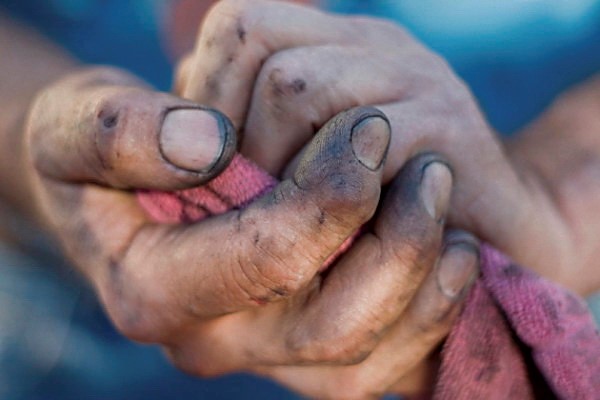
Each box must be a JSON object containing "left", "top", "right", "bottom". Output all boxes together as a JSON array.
[{"left": 137, "top": 153, "right": 600, "bottom": 399}]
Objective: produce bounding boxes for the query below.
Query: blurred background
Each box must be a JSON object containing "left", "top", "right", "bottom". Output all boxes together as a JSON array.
[{"left": 1, "top": 0, "right": 599, "bottom": 399}]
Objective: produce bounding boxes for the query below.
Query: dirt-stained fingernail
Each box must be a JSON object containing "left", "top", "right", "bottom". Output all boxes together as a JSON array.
[
  {"left": 437, "top": 234, "right": 479, "bottom": 300},
  {"left": 351, "top": 116, "right": 391, "bottom": 171},
  {"left": 160, "top": 108, "right": 226, "bottom": 172},
  {"left": 420, "top": 161, "right": 452, "bottom": 222}
]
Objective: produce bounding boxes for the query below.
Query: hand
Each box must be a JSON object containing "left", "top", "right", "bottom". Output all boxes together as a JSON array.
[
  {"left": 507, "top": 75, "right": 600, "bottom": 295},
  {"left": 177, "top": 0, "right": 580, "bottom": 293},
  {"left": 162, "top": 137, "right": 481, "bottom": 399},
  {"left": 25, "top": 70, "right": 477, "bottom": 398}
]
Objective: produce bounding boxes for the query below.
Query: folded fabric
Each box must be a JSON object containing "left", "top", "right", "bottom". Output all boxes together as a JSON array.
[{"left": 137, "top": 153, "right": 600, "bottom": 399}]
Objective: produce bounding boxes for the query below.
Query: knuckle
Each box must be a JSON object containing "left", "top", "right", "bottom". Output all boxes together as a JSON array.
[
  {"left": 402, "top": 49, "right": 449, "bottom": 88},
  {"left": 253, "top": 50, "right": 318, "bottom": 132},
  {"left": 26, "top": 67, "right": 138, "bottom": 177},
  {"left": 202, "top": 0, "right": 258, "bottom": 45},
  {"left": 85, "top": 89, "right": 128, "bottom": 174},
  {"left": 438, "top": 76, "right": 477, "bottom": 118},
  {"left": 92, "top": 90, "right": 123, "bottom": 132},
  {"left": 259, "top": 54, "right": 308, "bottom": 104},
  {"left": 235, "top": 254, "right": 304, "bottom": 304},
  {"left": 230, "top": 218, "right": 312, "bottom": 305},
  {"left": 83, "top": 87, "right": 154, "bottom": 182},
  {"left": 411, "top": 52, "right": 478, "bottom": 122}
]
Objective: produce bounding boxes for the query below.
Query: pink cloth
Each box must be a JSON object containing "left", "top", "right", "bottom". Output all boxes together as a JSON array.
[
  {"left": 137, "top": 153, "right": 600, "bottom": 399},
  {"left": 137, "top": 155, "right": 278, "bottom": 224},
  {"left": 436, "top": 246, "right": 600, "bottom": 399}
]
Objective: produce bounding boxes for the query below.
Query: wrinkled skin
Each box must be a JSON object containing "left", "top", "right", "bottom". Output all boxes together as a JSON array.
[
  {"left": 17, "top": 2, "right": 482, "bottom": 398},
  {"left": 26, "top": 70, "right": 479, "bottom": 397},
  {"left": 177, "top": 0, "right": 600, "bottom": 295},
  {"left": 3, "top": 0, "right": 599, "bottom": 399}
]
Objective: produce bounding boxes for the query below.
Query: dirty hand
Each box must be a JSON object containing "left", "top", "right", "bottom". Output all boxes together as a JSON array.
[
  {"left": 25, "top": 69, "right": 478, "bottom": 400},
  {"left": 178, "top": 0, "right": 582, "bottom": 293}
]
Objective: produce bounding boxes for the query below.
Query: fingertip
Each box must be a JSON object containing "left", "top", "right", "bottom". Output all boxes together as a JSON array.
[
  {"left": 293, "top": 106, "right": 391, "bottom": 194},
  {"left": 376, "top": 153, "right": 454, "bottom": 243},
  {"left": 437, "top": 230, "right": 480, "bottom": 301},
  {"left": 283, "top": 106, "right": 391, "bottom": 181},
  {"left": 383, "top": 153, "right": 455, "bottom": 225},
  {"left": 350, "top": 111, "right": 391, "bottom": 171}
]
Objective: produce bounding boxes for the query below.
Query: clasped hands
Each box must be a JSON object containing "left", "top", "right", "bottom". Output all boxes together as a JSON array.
[{"left": 22, "top": 1, "right": 592, "bottom": 398}]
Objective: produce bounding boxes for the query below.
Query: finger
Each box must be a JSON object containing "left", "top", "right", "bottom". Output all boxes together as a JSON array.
[
  {"left": 374, "top": 101, "right": 560, "bottom": 278},
  {"left": 259, "top": 231, "right": 479, "bottom": 400},
  {"left": 214, "top": 153, "right": 452, "bottom": 368},
  {"left": 274, "top": 51, "right": 457, "bottom": 182},
  {"left": 89, "top": 107, "right": 389, "bottom": 342},
  {"left": 280, "top": 93, "right": 544, "bottom": 278},
  {"left": 28, "top": 67, "right": 236, "bottom": 190},
  {"left": 373, "top": 231, "right": 480, "bottom": 395},
  {"left": 241, "top": 45, "right": 408, "bottom": 175},
  {"left": 277, "top": 154, "right": 453, "bottom": 365},
  {"left": 250, "top": 45, "right": 526, "bottom": 238},
  {"left": 281, "top": 89, "right": 553, "bottom": 284},
  {"left": 182, "top": 0, "right": 389, "bottom": 127}
]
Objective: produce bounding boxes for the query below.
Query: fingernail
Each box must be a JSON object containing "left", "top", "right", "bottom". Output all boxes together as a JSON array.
[
  {"left": 437, "top": 239, "right": 479, "bottom": 300},
  {"left": 420, "top": 162, "right": 452, "bottom": 222},
  {"left": 160, "top": 108, "right": 226, "bottom": 172},
  {"left": 351, "top": 116, "right": 391, "bottom": 171}
]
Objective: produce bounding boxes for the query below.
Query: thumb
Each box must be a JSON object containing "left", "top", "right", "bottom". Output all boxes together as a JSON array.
[{"left": 27, "top": 67, "right": 236, "bottom": 190}]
